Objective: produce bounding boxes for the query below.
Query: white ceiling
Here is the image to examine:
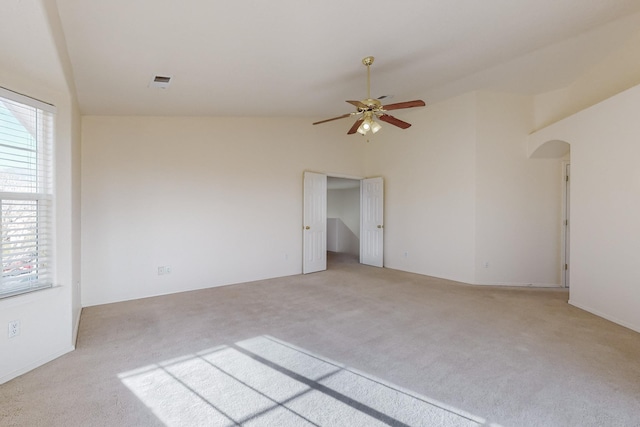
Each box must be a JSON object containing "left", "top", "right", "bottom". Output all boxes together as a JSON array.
[{"left": 55, "top": 0, "right": 640, "bottom": 119}]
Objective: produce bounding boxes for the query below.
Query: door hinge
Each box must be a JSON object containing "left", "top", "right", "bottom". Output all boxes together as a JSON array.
[
  {"left": 566, "top": 175, "right": 569, "bottom": 182},
  {"left": 565, "top": 219, "right": 568, "bottom": 226},
  {"left": 565, "top": 264, "right": 568, "bottom": 270}
]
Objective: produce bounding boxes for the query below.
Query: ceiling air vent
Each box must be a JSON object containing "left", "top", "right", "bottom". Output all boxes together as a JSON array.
[{"left": 149, "top": 75, "right": 172, "bottom": 89}]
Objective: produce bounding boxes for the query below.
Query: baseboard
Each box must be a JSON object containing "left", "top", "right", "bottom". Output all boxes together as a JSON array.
[
  {"left": 569, "top": 299, "right": 640, "bottom": 334},
  {"left": 384, "top": 265, "right": 562, "bottom": 288},
  {"left": 474, "top": 281, "right": 563, "bottom": 288},
  {"left": 0, "top": 345, "right": 75, "bottom": 385}
]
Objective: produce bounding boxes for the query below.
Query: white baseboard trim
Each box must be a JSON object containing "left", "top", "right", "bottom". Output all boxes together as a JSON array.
[
  {"left": 0, "top": 345, "right": 75, "bottom": 385},
  {"left": 569, "top": 299, "right": 640, "bottom": 334},
  {"left": 473, "top": 281, "right": 563, "bottom": 288},
  {"left": 383, "top": 266, "right": 563, "bottom": 288}
]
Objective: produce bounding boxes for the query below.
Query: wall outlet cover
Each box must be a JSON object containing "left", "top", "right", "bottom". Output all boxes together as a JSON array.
[{"left": 8, "top": 320, "right": 20, "bottom": 338}]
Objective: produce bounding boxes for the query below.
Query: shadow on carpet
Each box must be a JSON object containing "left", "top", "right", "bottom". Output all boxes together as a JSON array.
[{"left": 119, "top": 335, "right": 498, "bottom": 426}]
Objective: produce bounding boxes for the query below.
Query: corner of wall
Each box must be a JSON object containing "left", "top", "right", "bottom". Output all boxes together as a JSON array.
[
  {"left": 473, "top": 91, "right": 560, "bottom": 287},
  {"left": 533, "top": 25, "right": 640, "bottom": 129}
]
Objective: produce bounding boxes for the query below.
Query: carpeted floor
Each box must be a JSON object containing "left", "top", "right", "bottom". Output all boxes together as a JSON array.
[{"left": 1, "top": 252, "right": 639, "bottom": 426}]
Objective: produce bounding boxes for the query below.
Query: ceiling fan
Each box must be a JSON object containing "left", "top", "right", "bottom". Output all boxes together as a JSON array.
[{"left": 313, "top": 56, "right": 426, "bottom": 135}]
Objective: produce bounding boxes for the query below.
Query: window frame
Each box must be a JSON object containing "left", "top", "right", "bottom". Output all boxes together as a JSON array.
[{"left": 0, "top": 87, "right": 55, "bottom": 299}]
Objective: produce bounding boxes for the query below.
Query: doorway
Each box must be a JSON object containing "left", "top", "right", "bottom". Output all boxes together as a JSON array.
[
  {"left": 302, "top": 172, "right": 384, "bottom": 274},
  {"left": 327, "top": 177, "right": 361, "bottom": 264}
]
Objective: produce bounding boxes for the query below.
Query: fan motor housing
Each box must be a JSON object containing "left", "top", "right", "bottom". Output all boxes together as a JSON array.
[{"left": 361, "top": 98, "right": 382, "bottom": 111}]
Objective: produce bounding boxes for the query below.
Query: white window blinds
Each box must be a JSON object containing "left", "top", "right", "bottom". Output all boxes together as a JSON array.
[{"left": 0, "top": 87, "right": 54, "bottom": 298}]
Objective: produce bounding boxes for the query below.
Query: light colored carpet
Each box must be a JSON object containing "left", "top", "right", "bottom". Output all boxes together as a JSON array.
[
  {"left": 1, "top": 252, "right": 640, "bottom": 426},
  {"left": 118, "top": 335, "right": 481, "bottom": 426}
]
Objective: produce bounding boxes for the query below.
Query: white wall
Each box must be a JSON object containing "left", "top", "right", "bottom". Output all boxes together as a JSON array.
[
  {"left": 327, "top": 218, "right": 359, "bottom": 255},
  {"left": 364, "top": 92, "right": 563, "bottom": 287},
  {"left": 474, "top": 92, "right": 562, "bottom": 286},
  {"left": 81, "top": 116, "right": 365, "bottom": 306},
  {"left": 364, "top": 93, "right": 478, "bottom": 284},
  {"left": 81, "top": 92, "right": 567, "bottom": 305},
  {"left": 328, "top": 186, "right": 360, "bottom": 237},
  {"left": 0, "top": 0, "right": 81, "bottom": 383},
  {"left": 529, "top": 83, "right": 640, "bottom": 333},
  {"left": 327, "top": 187, "right": 360, "bottom": 256}
]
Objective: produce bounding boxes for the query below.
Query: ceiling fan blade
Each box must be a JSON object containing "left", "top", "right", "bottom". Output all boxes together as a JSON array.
[
  {"left": 379, "top": 114, "right": 412, "bottom": 129},
  {"left": 346, "top": 100, "right": 367, "bottom": 110},
  {"left": 382, "top": 100, "right": 426, "bottom": 111},
  {"left": 347, "top": 119, "right": 364, "bottom": 135},
  {"left": 313, "top": 113, "right": 352, "bottom": 125}
]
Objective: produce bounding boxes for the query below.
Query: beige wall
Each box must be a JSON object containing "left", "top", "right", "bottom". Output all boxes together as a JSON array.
[
  {"left": 327, "top": 187, "right": 360, "bottom": 238},
  {"left": 84, "top": 92, "right": 565, "bottom": 300},
  {"left": 84, "top": 92, "right": 564, "bottom": 299},
  {"left": 81, "top": 116, "right": 365, "bottom": 306},
  {"left": 530, "top": 83, "right": 640, "bottom": 333},
  {"left": 474, "top": 91, "right": 562, "bottom": 286},
  {"left": 363, "top": 92, "right": 562, "bottom": 287},
  {"left": 327, "top": 187, "right": 360, "bottom": 255},
  {"left": 364, "top": 93, "right": 478, "bottom": 284}
]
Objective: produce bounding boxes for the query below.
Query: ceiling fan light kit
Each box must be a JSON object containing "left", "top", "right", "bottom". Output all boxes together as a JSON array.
[
  {"left": 357, "top": 112, "right": 381, "bottom": 135},
  {"left": 313, "top": 56, "right": 426, "bottom": 136}
]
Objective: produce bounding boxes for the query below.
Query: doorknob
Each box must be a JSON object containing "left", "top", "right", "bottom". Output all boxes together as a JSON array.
[
  {"left": 305, "top": 226, "right": 310, "bottom": 230},
  {"left": 377, "top": 225, "right": 384, "bottom": 229}
]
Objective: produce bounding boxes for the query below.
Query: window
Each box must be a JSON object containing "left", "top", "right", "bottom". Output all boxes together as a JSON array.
[{"left": 0, "top": 87, "right": 54, "bottom": 298}]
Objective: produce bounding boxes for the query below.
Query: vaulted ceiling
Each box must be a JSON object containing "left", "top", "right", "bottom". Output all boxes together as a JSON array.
[{"left": 53, "top": 0, "right": 640, "bottom": 118}]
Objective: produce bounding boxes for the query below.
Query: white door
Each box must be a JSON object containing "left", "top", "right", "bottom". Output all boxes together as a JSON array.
[
  {"left": 360, "top": 177, "right": 384, "bottom": 267},
  {"left": 303, "top": 172, "right": 327, "bottom": 274},
  {"left": 564, "top": 164, "right": 570, "bottom": 287}
]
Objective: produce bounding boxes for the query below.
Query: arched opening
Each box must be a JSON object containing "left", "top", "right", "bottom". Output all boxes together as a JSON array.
[
  {"left": 529, "top": 139, "right": 570, "bottom": 159},
  {"left": 529, "top": 139, "right": 571, "bottom": 287}
]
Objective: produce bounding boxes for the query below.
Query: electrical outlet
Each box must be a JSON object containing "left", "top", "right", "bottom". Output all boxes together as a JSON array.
[
  {"left": 483, "top": 261, "right": 490, "bottom": 268},
  {"left": 165, "top": 266, "right": 171, "bottom": 274},
  {"left": 8, "top": 320, "right": 20, "bottom": 338},
  {"left": 403, "top": 251, "right": 409, "bottom": 258},
  {"left": 157, "top": 266, "right": 165, "bottom": 275}
]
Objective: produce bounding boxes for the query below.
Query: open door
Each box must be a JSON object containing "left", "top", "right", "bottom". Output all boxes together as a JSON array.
[
  {"left": 360, "top": 177, "right": 384, "bottom": 267},
  {"left": 564, "top": 163, "right": 570, "bottom": 287},
  {"left": 303, "top": 172, "right": 327, "bottom": 274}
]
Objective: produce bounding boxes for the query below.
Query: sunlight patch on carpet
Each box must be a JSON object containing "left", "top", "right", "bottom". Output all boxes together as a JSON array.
[{"left": 118, "top": 335, "right": 496, "bottom": 426}]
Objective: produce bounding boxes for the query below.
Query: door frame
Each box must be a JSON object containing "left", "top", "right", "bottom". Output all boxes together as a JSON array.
[{"left": 561, "top": 161, "right": 570, "bottom": 288}]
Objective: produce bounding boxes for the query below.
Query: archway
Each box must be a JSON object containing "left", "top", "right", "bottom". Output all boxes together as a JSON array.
[
  {"left": 528, "top": 139, "right": 570, "bottom": 159},
  {"left": 528, "top": 139, "right": 571, "bottom": 287}
]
